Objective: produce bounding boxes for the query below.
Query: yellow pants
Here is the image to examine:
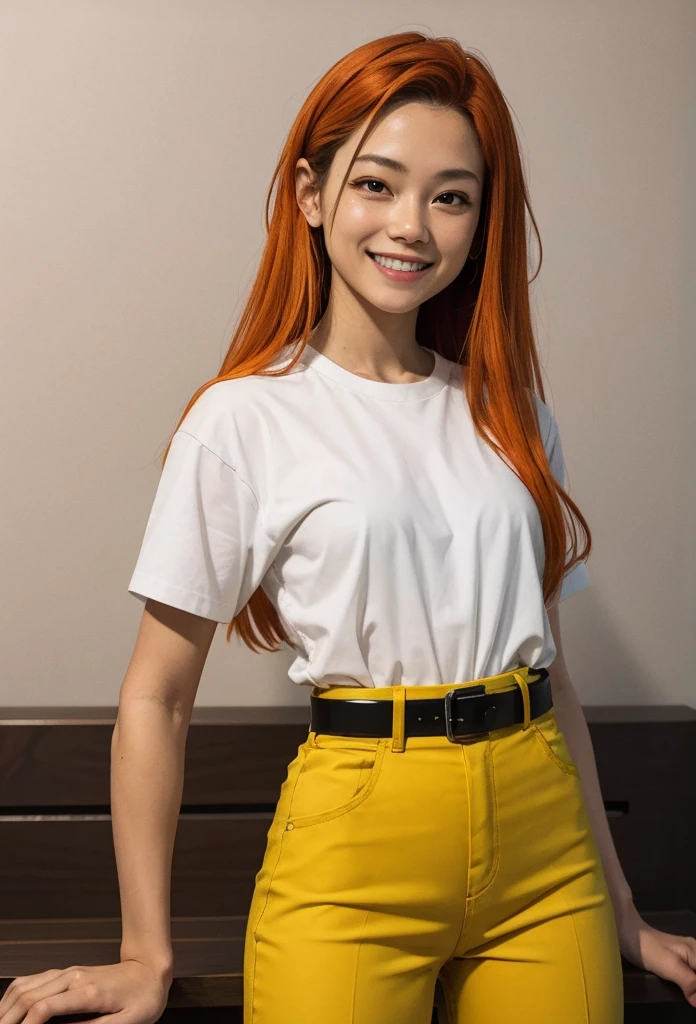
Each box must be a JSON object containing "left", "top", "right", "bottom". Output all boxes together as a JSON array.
[{"left": 243, "top": 666, "right": 624, "bottom": 1023}]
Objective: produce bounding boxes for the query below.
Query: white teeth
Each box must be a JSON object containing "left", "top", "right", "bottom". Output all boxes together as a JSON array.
[{"left": 372, "top": 253, "right": 430, "bottom": 272}]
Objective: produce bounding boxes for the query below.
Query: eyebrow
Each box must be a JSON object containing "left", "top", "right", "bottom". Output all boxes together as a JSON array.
[{"left": 352, "top": 153, "right": 480, "bottom": 185}]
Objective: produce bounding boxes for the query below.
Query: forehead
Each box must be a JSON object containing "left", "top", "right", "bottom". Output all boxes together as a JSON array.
[{"left": 341, "top": 101, "right": 483, "bottom": 176}]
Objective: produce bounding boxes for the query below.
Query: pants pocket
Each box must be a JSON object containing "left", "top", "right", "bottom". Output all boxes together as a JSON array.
[
  {"left": 531, "top": 708, "right": 580, "bottom": 776},
  {"left": 286, "top": 733, "right": 388, "bottom": 829}
]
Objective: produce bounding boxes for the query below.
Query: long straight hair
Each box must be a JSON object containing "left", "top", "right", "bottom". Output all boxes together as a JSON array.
[{"left": 160, "top": 31, "right": 592, "bottom": 653}]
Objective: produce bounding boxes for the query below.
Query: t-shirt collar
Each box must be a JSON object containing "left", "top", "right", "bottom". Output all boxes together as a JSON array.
[{"left": 297, "top": 342, "right": 451, "bottom": 401}]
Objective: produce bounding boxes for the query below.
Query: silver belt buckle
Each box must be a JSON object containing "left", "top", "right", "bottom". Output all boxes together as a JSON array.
[{"left": 444, "top": 684, "right": 488, "bottom": 742}]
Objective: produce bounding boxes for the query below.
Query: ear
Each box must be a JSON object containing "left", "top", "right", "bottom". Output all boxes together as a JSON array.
[
  {"left": 546, "top": 601, "right": 574, "bottom": 695},
  {"left": 295, "top": 158, "right": 323, "bottom": 229}
]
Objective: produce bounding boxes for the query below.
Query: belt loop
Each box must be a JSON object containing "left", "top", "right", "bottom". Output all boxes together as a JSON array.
[
  {"left": 391, "top": 685, "right": 406, "bottom": 753},
  {"left": 513, "top": 671, "right": 531, "bottom": 730}
]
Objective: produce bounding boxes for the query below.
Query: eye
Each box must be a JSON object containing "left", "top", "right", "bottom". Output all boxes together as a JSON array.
[
  {"left": 348, "top": 178, "right": 472, "bottom": 207},
  {"left": 437, "top": 191, "right": 472, "bottom": 207},
  {"left": 350, "top": 178, "right": 389, "bottom": 196}
]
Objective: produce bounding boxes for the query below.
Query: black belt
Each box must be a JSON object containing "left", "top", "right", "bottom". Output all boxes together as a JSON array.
[{"left": 310, "top": 668, "right": 552, "bottom": 743}]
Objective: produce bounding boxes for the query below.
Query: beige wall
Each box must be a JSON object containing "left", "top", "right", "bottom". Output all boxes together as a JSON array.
[{"left": 1, "top": 1, "right": 694, "bottom": 708}]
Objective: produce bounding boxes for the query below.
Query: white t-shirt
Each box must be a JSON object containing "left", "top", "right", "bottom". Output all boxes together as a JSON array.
[{"left": 127, "top": 342, "right": 590, "bottom": 689}]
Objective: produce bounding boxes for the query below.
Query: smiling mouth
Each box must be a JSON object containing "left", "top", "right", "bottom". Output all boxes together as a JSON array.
[{"left": 367, "top": 251, "right": 435, "bottom": 268}]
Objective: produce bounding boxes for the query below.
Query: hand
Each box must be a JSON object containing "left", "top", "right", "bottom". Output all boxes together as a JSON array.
[
  {"left": 616, "top": 901, "right": 696, "bottom": 1008},
  {"left": 0, "top": 957, "right": 171, "bottom": 1024}
]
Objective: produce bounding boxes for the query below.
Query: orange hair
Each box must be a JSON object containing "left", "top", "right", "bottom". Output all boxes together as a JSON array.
[{"left": 160, "top": 30, "right": 591, "bottom": 653}]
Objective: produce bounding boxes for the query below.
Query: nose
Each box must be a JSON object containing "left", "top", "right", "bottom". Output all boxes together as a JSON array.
[{"left": 388, "top": 196, "right": 430, "bottom": 244}]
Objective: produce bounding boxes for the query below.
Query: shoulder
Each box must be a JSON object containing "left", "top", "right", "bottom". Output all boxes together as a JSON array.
[
  {"left": 175, "top": 352, "right": 306, "bottom": 464},
  {"left": 528, "top": 390, "right": 558, "bottom": 451},
  {"left": 175, "top": 379, "right": 249, "bottom": 461}
]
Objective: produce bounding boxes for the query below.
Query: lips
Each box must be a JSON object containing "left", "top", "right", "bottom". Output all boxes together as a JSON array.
[{"left": 367, "top": 251, "right": 434, "bottom": 267}]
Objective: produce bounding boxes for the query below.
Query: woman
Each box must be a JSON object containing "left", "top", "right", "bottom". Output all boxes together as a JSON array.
[{"left": 2, "top": 29, "right": 695, "bottom": 1024}]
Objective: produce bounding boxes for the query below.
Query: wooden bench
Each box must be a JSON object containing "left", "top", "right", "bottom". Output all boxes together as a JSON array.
[
  {"left": 1, "top": 704, "right": 694, "bottom": 1021},
  {"left": 2, "top": 911, "right": 696, "bottom": 1022}
]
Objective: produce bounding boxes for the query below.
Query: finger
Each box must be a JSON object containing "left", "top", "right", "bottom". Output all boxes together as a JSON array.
[
  {"left": 660, "top": 948, "right": 696, "bottom": 1005},
  {"left": 676, "top": 939, "right": 696, "bottom": 1004},
  {"left": 12, "top": 982, "right": 103, "bottom": 1024},
  {"left": 0, "top": 970, "right": 65, "bottom": 1021}
]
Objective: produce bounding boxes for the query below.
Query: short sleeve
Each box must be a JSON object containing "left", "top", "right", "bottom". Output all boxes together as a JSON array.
[
  {"left": 127, "top": 430, "right": 278, "bottom": 622},
  {"left": 543, "top": 409, "right": 591, "bottom": 604}
]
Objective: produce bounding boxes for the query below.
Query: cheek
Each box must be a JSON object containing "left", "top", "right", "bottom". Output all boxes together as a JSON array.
[
  {"left": 339, "top": 196, "right": 384, "bottom": 236},
  {"left": 438, "top": 220, "right": 476, "bottom": 257},
  {"left": 326, "top": 219, "right": 379, "bottom": 271},
  {"left": 350, "top": 210, "right": 381, "bottom": 238}
]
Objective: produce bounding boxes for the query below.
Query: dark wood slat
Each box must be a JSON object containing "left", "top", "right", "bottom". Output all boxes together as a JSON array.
[
  {"left": 0, "top": 917, "right": 246, "bottom": 942},
  {"left": 1, "top": 912, "right": 694, "bottom": 1009},
  {"left": 584, "top": 718, "right": 695, "bottom": 912},
  {"left": 0, "top": 711, "right": 312, "bottom": 807},
  {"left": 0, "top": 818, "right": 275, "bottom": 918}
]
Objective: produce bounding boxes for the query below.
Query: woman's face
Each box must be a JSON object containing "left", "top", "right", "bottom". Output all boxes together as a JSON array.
[{"left": 296, "top": 100, "right": 486, "bottom": 317}]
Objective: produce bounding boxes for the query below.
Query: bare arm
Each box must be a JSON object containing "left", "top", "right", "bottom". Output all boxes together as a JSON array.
[
  {"left": 546, "top": 604, "right": 696, "bottom": 1007},
  {"left": 111, "top": 598, "right": 218, "bottom": 984},
  {"left": 545, "top": 603, "right": 633, "bottom": 920}
]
